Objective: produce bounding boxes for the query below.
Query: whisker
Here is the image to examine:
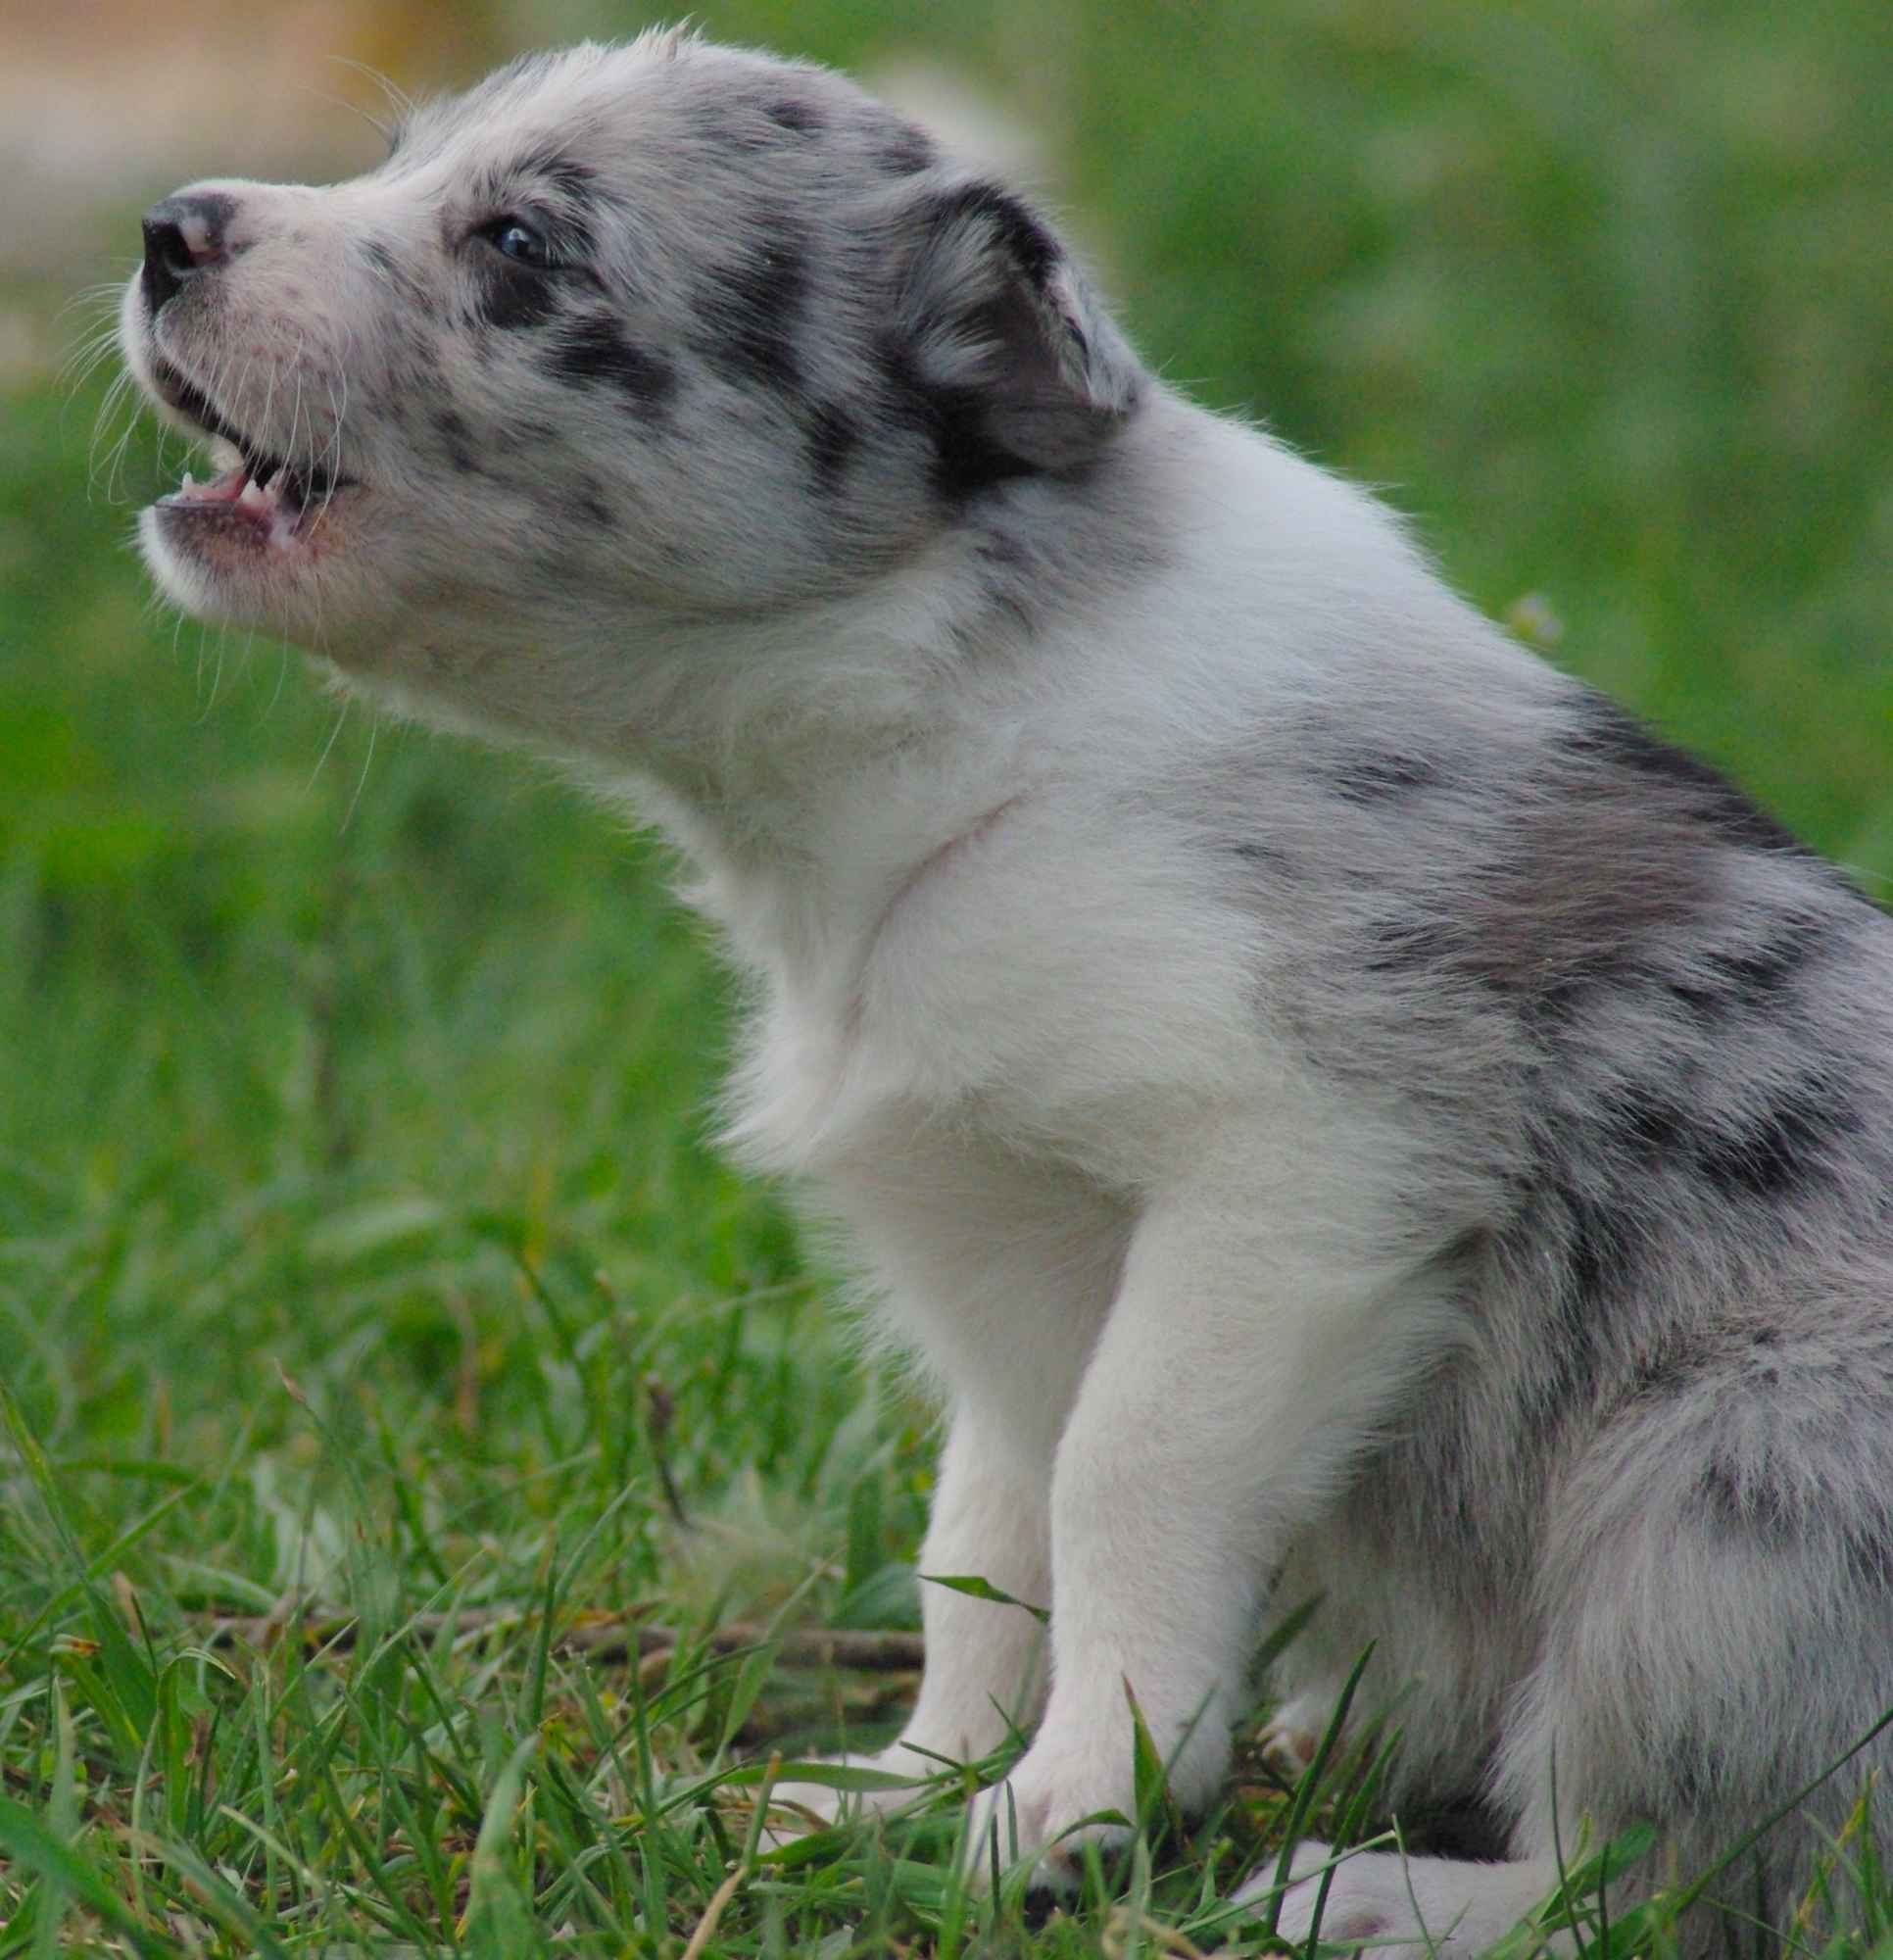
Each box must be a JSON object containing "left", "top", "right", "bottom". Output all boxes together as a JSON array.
[
  {"left": 55, "top": 276, "right": 137, "bottom": 322},
  {"left": 323, "top": 54, "right": 416, "bottom": 135},
  {"left": 95, "top": 374, "right": 147, "bottom": 504},
  {"left": 264, "top": 638, "right": 293, "bottom": 720},
  {"left": 201, "top": 620, "right": 231, "bottom": 712},
  {"left": 342, "top": 710, "right": 379, "bottom": 831},
  {"left": 306, "top": 693, "right": 352, "bottom": 792},
  {"left": 88, "top": 368, "right": 137, "bottom": 494},
  {"left": 317, "top": 332, "right": 351, "bottom": 526},
  {"left": 295, "top": 84, "right": 396, "bottom": 154},
  {"left": 59, "top": 316, "right": 126, "bottom": 391}
]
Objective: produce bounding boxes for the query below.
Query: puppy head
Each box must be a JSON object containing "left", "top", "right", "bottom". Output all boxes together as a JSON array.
[{"left": 120, "top": 32, "right": 1143, "bottom": 713}]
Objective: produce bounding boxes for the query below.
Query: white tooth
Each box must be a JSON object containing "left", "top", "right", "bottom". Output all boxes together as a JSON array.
[
  {"left": 181, "top": 471, "right": 196, "bottom": 491},
  {"left": 239, "top": 478, "right": 269, "bottom": 510}
]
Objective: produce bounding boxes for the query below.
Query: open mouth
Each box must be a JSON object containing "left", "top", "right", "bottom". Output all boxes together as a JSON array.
[{"left": 151, "top": 362, "right": 359, "bottom": 547}]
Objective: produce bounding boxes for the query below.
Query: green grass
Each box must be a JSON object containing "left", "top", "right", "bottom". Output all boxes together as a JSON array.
[{"left": 4, "top": 0, "right": 1892, "bottom": 1949}]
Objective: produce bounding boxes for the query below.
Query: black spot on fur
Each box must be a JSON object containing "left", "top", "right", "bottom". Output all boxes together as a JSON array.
[
  {"left": 877, "top": 126, "right": 936, "bottom": 174},
  {"left": 1843, "top": 1522, "right": 1893, "bottom": 1591},
  {"left": 1332, "top": 752, "right": 1442, "bottom": 805},
  {"left": 1692, "top": 1074, "right": 1852, "bottom": 1200},
  {"left": 361, "top": 238, "right": 399, "bottom": 276},
  {"left": 1605, "top": 1086, "right": 1690, "bottom": 1161},
  {"left": 548, "top": 317, "right": 675, "bottom": 411},
  {"left": 804, "top": 402, "right": 858, "bottom": 492},
  {"left": 568, "top": 484, "right": 614, "bottom": 529},
  {"left": 695, "top": 109, "right": 762, "bottom": 154},
  {"left": 1561, "top": 1184, "right": 1639, "bottom": 1320},
  {"left": 1713, "top": 923, "right": 1832, "bottom": 1000},
  {"left": 766, "top": 96, "right": 824, "bottom": 134},
  {"left": 1499, "top": 1162, "right": 1641, "bottom": 1409},
  {"left": 703, "top": 228, "right": 809, "bottom": 391},
  {"left": 923, "top": 182, "right": 1059, "bottom": 285},
  {"left": 1698, "top": 1457, "right": 1795, "bottom": 1542},
  {"left": 471, "top": 258, "right": 562, "bottom": 331},
  {"left": 1666, "top": 918, "right": 1833, "bottom": 1021},
  {"left": 876, "top": 336, "right": 1037, "bottom": 502},
  {"left": 434, "top": 408, "right": 483, "bottom": 475},
  {"left": 1230, "top": 839, "right": 1298, "bottom": 878},
  {"left": 1561, "top": 698, "right": 1812, "bottom": 858}
]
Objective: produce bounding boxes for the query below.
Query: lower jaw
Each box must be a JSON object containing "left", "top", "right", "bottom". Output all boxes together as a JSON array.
[
  {"left": 141, "top": 498, "right": 352, "bottom": 633},
  {"left": 152, "top": 478, "right": 340, "bottom": 547}
]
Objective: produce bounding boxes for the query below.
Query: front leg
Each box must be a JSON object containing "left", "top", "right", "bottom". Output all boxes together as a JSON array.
[
  {"left": 968, "top": 1146, "right": 1461, "bottom": 1881},
  {"left": 769, "top": 1407, "right": 1050, "bottom": 1831},
  {"left": 882, "top": 1407, "right": 1053, "bottom": 1771}
]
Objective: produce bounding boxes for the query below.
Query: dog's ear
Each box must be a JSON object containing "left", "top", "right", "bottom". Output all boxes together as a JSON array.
[{"left": 889, "top": 180, "right": 1141, "bottom": 491}]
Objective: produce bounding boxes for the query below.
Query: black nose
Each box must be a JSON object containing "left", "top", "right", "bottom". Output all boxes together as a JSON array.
[{"left": 140, "top": 191, "right": 238, "bottom": 314}]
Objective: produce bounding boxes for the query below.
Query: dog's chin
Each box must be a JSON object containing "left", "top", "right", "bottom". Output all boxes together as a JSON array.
[{"left": 137, "top": 488, "right": 369, "bottom": 644}]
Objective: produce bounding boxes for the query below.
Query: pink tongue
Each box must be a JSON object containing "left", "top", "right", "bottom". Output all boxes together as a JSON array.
[{"left": 181, "top": 465, "right": 250, "bottom": 505}]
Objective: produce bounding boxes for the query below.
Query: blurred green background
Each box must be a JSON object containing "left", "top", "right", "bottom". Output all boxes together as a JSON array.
[{"left": 3, "top": 0, "right": 1891, "bottom": 1671}]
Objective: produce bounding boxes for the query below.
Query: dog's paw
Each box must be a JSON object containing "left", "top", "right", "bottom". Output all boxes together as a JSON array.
[
  {"left": 1257, "top": 1714, "right": 1320, "bottom": 1783},
  {"left": 1266, "top": 1838, "right": 1398, "bottom": 1948},
  {"left": 1259, "top": 1840, "right": 1555, "bottom": 1956},
  {"left": 1257, "top": 1686, "right": 1339, "bottom": 1784},
  {"left": 960, "top": 1746, "right": 1135, "bottom": 1890},
  {"left": 760, "top": 1745, "right": 936, "bottom": 1844}
]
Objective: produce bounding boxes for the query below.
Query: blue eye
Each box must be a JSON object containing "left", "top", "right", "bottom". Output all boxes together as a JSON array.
[{"left": 484, "top": 218, "right": 553, "bottom": 269}]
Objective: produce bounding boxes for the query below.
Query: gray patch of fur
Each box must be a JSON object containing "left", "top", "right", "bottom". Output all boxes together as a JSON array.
[{"left": 1206, "top": 661, "right": 1893, "bottom": 1939}]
